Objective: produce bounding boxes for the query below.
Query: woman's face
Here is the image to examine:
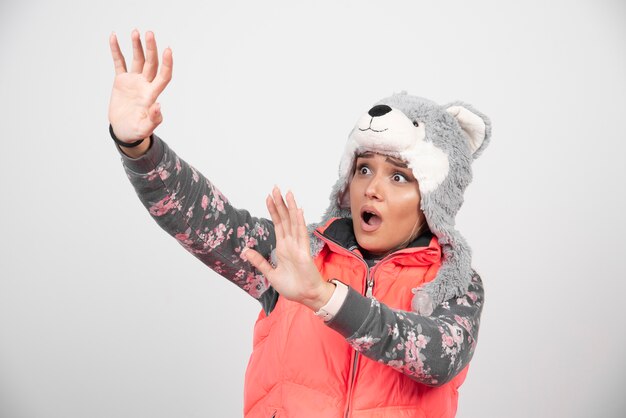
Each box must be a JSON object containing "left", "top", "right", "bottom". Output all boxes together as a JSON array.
[{"left": 349, "top": 152, "right": 425, "bottom": 257}]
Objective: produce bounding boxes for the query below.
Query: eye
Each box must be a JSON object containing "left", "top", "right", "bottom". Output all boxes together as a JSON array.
[
  {"left": 356, "top": 164, "right": 371, "bottom": 175},
  {"left": 412, "top": 120, "right": 419, "bottom": 127},
  {"left": 392, "top": 173, "right": 408, "bottom": 183}
]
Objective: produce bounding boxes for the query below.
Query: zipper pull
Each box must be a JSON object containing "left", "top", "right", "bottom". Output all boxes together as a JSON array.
[{"left": 366, "top": 278, "right": 374, "bottom": 297}]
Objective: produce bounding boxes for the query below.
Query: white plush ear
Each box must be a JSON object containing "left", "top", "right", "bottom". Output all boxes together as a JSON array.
[{"left": 446, "top": 105, "right": 486, "bottom": 155}]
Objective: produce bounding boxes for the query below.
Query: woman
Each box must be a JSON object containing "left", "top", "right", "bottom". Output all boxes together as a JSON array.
[{"left": 108, "top": 30, "right": 488, "bottom": 417}]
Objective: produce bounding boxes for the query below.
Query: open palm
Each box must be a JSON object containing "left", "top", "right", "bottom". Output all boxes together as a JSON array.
[
  {"left": 108, "top": 30, "right": 172, "bottom": 143},
  {"left": 243, "top": 188, "right": 334, "bottom": 311}
]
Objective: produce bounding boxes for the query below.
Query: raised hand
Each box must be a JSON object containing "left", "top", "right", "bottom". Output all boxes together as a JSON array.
[
  {"left": 242, "top": 187, "right": 335, "bottom": 312},
  {"left": 108, "top": 30, "right": 173, "bottom": 143}
]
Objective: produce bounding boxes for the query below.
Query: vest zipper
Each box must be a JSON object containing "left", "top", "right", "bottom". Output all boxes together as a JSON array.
[
  {"left": 314, "top": 230, "right": 370, "bottom": 418},
  {"left": 365, "top": 268, "right": 374, "bottom": 297},
  {"left": 344, "top": 264, "right": 372, "bottom": 418},
  {"left": 313, "top": 229, "right": 398, "bottom": 418},
  {"left": 344, "top": 349, "right": 360, "bottom": 418}
]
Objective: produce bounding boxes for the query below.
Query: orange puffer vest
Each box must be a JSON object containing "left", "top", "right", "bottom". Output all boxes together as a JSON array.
[{"left": 243, "top": 218, "right": 468, "bottom": 418}]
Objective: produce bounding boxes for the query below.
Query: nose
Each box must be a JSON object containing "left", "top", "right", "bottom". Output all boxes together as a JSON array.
[
  {"left": 364, "top": 174, "right": 383, "bottom": 200},
  {"left": 368, "top": 104, "right": 392, "bottom": 117}
]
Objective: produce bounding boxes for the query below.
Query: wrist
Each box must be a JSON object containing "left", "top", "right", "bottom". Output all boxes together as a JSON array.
[
  {"left": 109, "top": 124, "right": 152, "bottom": 158},
  {"left": 303, "top": 281, "right": 336, "bottom": 312},
  {"left": 118, "top": 136, "right": 152, "bottom": 158},
  {"left": 313, "top": 279, "right": 349, "bottom": 322}
]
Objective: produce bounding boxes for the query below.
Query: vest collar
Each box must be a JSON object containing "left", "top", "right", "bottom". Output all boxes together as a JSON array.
[{"left": 315, "top": 217, "right": 441, "bottom": 265}]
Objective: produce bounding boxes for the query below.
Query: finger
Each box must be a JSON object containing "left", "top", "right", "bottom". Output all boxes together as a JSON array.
[
  {"left": 142, "top": 31, "right": 159, "bottom": 81},
  {"left": 151, "top": 47, "right": 173, "bottom": 97},
  {"left": 272, "top": 186, "right": 292, "bottom": 237},
  {"left": 241, "top": 248, "right": 274, "bottom": 278},
  {"left": 130, "top": 29, "right": 145, "bottom": 74},
  {"left": 297, "top": 208, "right": 310, "bottom": 247},
  {"left": 285, "top": 191, "right": 300, "bottom": 242},
  {"left": 266, "top": 194, "right": 284, "bottom": 240},
  {"left": 109, "top": 32, "right": 127, "bottom": 74}
]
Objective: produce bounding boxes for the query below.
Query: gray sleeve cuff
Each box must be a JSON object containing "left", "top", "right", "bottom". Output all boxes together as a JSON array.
[
  {"left": 115, "top": 133, "right": 165, "bottom": 174},
  {"left": 326, "top": 286, "right": 372, "bottom": 338}
]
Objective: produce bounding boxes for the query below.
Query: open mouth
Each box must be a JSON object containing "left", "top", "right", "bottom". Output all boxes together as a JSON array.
[{"left": 361, "top": 209, "right": 382, "bottom": 232}]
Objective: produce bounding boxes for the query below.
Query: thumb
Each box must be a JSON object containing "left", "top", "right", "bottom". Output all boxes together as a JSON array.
[
  {"left": 138, "top": 102, "right": 163, "bottom": 138},
  {"left": 148, "top": 102, "right": 163, "bottom": 125},
  {"left": 241, "top": 248, "right": 274, "bottom": 277}
]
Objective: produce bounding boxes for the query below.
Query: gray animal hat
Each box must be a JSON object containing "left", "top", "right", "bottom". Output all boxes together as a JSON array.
[{"left": 310, "top": 92, "right": 492, "bottom": 315}]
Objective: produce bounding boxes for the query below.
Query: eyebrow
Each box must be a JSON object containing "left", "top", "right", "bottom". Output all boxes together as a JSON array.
[{"left": 357, "top": 152, "right": 408, "bottom": 168}]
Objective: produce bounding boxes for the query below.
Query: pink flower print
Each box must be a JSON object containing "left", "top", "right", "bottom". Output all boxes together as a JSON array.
[
  {"left": 216, "top": 188, "right": 228, "bottom": 204},
  {"left": 387, "top": 360, "right": 404, "bottom": 370},
  {"left": 214, "top": 223, "right": 226, "bottom": 240},
  {"left": 201, "top": 195, "right": 209, "bottom": 210},
  {"left": 454, "top": 315, "right": 473, "bottom": 332},
  {"left": 442, "top": 334, "right": 455, "bottom": 347},
  {"left": 213, "top": 261, "right": 225, "bottom": 274},
  {"left": 204, "top": 223, "right": 229, "bottom": 250},
  {"left": 191, "top": 167, "right": 199, "bottom": 183},
  {"left": 175, "top": 228, "right": 194, "bottom": 251},
  {"left": 234, "top": 269, "right": 246, "bottom": 282},
  {"left": 456, "top": 296, "right": 470, "bottom": 307},
  {"left": 175, "top": 157, "right": 182, "bottom": 173},
  {"left": 146, "top": 170, "right": 158, "bottom": 181},
  {"left": 466, "top": 291, "right": 478, "bottom": 302},
  {"left": 256, "top": 224, "right": 265, "bottom": 237},
  {"left": 207, "top": 184, "right": 229, "bottom": 214},
  {"left": 388, "top": 323, "right": 399, "bottom": 339},
  {"left": 244, "top": 236, "right": 258, "bottom": 248},
  {"left": 175, "top": 229, "right": 192, "bottom": 243},
  {"left": 146, "top": 165, "right": 170, "bottom": 181},
  {"left": 211, "top": 195, "right": 225, "bottom": 213},
  {"left": 401, "top": 335, "right": 432, "bottom": 380},
  {"left": 185, "top": 205, "right": 194, "bottom": 219},
  {"left": 149, "top": 194, "right": 180, "bottom": 216},
  {"left": 349, "top": 335, "right": 380, "bottom": 351},
  {"left": 237, "top": 226, "right": 246, "bottom": 238},
  {"left": 404, "top": 331, "right": 419, "bottom": 363},
  {"left": 446, "top": 323, "right": 464, "bottom": 345},
  {"left": 416, "top": 334, "right": 428, "bottom": 349},
  {"left": 243, "top": 273, "right": 270, "bottom": 298},
  {"left": 145, "top": 165, "right": 170, "bottom": 181},
  {"left": 470, "top": 339, "right": 477, "bottom": 351}
]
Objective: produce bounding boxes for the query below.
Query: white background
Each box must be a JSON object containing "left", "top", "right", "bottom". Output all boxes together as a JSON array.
[{"left": 1, "top": 0, "right": 625, "bottom": 417}]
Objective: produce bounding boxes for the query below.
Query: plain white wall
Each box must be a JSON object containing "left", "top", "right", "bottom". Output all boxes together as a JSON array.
[{"left": 1, "top": 0, "right": 625, "bottom": 417}]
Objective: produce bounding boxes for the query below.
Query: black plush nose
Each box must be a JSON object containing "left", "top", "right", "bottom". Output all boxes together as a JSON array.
[{"left": 368, "top": 104, "right": 392, "bottom": 117}]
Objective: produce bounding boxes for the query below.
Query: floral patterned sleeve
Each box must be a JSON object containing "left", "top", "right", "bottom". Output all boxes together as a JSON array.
[
  {"left": 327, "top": 272, "right": 484, "bottom": 387},
  {"left": 115, "top": 133, "right": 278, "bottom": 311}
]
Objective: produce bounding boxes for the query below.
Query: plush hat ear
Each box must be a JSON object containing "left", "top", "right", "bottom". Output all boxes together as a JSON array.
[{"left": 445, "top": 104, "right": 492, "bottom": 159}]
